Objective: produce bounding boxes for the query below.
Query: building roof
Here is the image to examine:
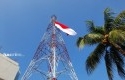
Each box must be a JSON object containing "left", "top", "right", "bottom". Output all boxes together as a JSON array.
[{"left": 0, "top": 54, "right": 19, "bottom": 80}]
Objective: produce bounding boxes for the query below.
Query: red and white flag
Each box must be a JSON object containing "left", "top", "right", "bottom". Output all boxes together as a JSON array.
[{"left": 54, "top": 21, "right": 77, "bottom": 36}]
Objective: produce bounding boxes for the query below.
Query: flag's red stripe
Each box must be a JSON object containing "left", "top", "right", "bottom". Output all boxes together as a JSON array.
[{"left": 55, "top": 21, "right": 69, "bottom": 29}]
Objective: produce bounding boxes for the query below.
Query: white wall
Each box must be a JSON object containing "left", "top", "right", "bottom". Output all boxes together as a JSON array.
[{"left": 0, "top": 54, "right": 19, "bottom": 80}]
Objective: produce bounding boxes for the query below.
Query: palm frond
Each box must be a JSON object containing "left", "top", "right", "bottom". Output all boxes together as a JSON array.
[
  {"left": 110, "top": 47, "right": 125, "bottom": 78},
  {"left": 76, "top": 37, "right": 85, "bottom": 48},
  {"left": 86, "top": 43, "right": 106, "bottom": 74},
  {"left": 86, "top": 20, "right": 105, "bottom": 34},
  {"left": 94, "top": 26, "right": 105, "bottom": 34},
  {"left": 105, "top": 52, "right": 113, "bottom": 80},
  {"left": 109, "top": 30, "right": 125, "bottom": 45},
  {"left": 104, "top": 8, "right": 115, "bottom": 33},
  {"left": 113, "top": 25, "right": 125, "bottom": 31},
  {"left": 110, "top": 46, "right": 124, "bottom": 65},
  {"left": 116, "top": 64, "right": 125, "bottom": 79},
  {"left": 84, "top": 33, "right": 104, "bottom": 45},
  {"left": 117, "top": 44, "right": 125, "bottom": 56},
  {"left": 77, "top": 33, "right": 104, "bottom": 49},
  {"left": 114, "top": 10, "right": 125, "bottom": 26},
  {"left": 86, "top": 20, "right": 95, "bottom": 32},
  {"left": 111, "top": 42, "right": 125, "bottom": 55},
  {"left": 120, "top": 44, "right": 125, "bottom": 51}
]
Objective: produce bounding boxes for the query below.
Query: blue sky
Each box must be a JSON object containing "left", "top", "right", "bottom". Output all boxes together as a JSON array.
[{"left": 0, "top": 0, "right": 125, "bottom": 80}]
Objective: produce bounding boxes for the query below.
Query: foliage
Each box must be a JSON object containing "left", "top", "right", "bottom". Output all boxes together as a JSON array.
[{"left": 77, "top": 8, "right": 125, "bottom": 80}]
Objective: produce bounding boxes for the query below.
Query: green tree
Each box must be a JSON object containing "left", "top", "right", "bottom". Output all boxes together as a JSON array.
[{"left": 77, "top": 8, "right": 125, "bottom": 80}]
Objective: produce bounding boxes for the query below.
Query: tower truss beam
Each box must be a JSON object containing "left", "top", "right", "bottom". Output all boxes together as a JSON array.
[{"left": 21, "top": 16, "right": 78, "bottom": 80}]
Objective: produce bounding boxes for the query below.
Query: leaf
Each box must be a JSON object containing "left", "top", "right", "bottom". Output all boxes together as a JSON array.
[
  {"left": 86, "top": 43, "right": 105, "bottom": 74},
  {"left": 84, "top": 33, "right": 104, "bottom": 45},
  {"left": 109, "top": 30, "right": 125, "bottom": 45},
  {"left": 104, "top": 8, "right": 115, "bottom": 33},
  {"left": 105, "top": 52, "right": 113, "bottom": 80},
  {"left": 114, "top": 10, "right": 125, "bottom": 26},
  {"left": 76, "top": 37, "right": 85, "bottom": 48},
  {"left": 86, "top": 20, "right": 105, "bottom": 34},
  {"left": 86, "top": 20, "right": 95, "bottom": 32},
  {"left": 110, "top": 47, "right": 125, "bottom": 78}
]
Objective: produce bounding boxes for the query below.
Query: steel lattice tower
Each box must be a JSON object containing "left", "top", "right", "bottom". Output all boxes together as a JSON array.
[{"left": 21, "top": 16, "right": 78, "bottom": 80}]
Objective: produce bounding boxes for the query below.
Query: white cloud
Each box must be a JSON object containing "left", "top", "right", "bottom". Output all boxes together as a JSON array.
[{"left": 1, "top": 52, "right": 24, "bottom": 57}]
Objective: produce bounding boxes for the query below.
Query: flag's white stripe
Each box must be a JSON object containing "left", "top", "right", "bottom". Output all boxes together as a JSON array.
[{"left": 55, "top": 23, "right": 77, "bottom": 36}]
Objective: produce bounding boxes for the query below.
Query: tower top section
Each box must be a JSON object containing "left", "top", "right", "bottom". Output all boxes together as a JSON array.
[{"left": 51, "top": 15, "right": 57, "bottom": 23}]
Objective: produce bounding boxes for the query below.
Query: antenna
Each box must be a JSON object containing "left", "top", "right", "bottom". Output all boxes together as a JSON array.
[{"left": 21, "top": 16, "right": 78, "bottom": 80}]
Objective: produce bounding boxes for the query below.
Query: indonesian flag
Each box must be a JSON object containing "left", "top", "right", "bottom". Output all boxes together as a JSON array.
[{"left": 54, "top": 21, "right": 77, "bottom": 36}]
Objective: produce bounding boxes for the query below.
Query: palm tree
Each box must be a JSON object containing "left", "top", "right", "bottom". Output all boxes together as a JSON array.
[{"left": 77, "top": 8, "right": 125, "bottom": 80}]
